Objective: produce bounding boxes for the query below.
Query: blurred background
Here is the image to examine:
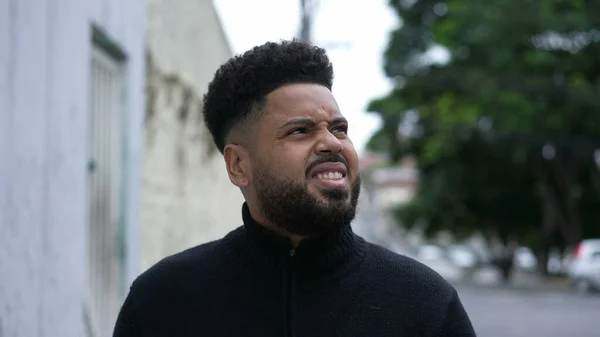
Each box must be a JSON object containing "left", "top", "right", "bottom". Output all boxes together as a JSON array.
[{"left": 1, "top": 0, "right": 600, "bottom": 336}]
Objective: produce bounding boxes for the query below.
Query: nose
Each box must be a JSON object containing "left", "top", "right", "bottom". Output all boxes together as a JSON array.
[{"left": 315, "top": 130, "right": 343, "bottom": 155}]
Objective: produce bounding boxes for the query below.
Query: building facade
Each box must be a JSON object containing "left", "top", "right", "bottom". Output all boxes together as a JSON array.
[
  {"left": 0, "top": 0, "right": 145, "bottom": 336},
  {"left": 141, "top": 0, "right": 245, "bottom": 271}
]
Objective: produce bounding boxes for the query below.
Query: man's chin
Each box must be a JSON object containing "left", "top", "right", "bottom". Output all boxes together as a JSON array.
[{"left": 310, "top": 190, "right": 351, "bottom": 204}]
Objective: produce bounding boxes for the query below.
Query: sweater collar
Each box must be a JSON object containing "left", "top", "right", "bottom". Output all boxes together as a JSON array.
[{"left": 224, "top": 202, "right": 366, "bottom": 288}]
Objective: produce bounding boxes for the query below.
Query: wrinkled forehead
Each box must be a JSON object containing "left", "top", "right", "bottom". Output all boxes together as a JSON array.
[{"left": 263, "top": 83, "right": 342, "bottom": 122}]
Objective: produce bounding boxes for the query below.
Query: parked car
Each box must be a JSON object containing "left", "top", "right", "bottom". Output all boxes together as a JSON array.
[
  {"left": 514, "top": 246, "right": 538, "bottom": 270},
  {"left": 567, "top": 239, "right": 600, "bottom": 293},
  {"left": 446, "top": 245, "right": 481, "bottom": 269},
  {"left": 416, "top": 244, "right": 447, "bottom": 262}
]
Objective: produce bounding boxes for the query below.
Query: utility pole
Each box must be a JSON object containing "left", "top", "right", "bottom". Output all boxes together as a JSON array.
[
  {"left": 299, "top": 0, "right": 317, "bottom": 42},
  {"left": 298, "top": 0, "right": 352, "bottom": 49}
]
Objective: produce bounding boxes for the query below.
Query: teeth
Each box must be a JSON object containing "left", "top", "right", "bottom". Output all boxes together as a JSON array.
[{"left": 316, "top": 172, "right": 343, "bottom": 180}]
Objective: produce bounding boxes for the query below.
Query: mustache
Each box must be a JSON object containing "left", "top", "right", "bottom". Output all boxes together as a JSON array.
[{"left": 306, "top": 154, "right": 350, "bottom": 177}]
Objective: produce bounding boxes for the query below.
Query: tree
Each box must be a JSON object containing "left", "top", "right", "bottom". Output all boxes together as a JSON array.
[{"left": 368, "top": 0, "right": 600, "bottom": 277}]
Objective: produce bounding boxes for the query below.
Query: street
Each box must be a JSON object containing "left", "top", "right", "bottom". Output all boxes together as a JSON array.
[{"left": 456, "top": 285, "right": 600, "bottom": 337}]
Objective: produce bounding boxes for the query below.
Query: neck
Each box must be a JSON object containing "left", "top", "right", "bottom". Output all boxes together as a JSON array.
[
  {"left": 225, "top": 203, "right": 366, "bottom": 288},
  {"left": 246, "top": 200, "right": 312, "bottom": 248}
]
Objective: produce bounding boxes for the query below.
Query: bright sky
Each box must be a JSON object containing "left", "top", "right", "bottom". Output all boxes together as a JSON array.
[{"left": 213, "top": 0, "right": 400, "bottom": 155}]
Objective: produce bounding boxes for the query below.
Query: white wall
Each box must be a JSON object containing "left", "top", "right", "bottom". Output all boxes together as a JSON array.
[
  {"left": 141, "top": 0, "right": 245, "bottom": 270},
  {"left": 0, "top": 0, "right": 144, "bottom": 336}
]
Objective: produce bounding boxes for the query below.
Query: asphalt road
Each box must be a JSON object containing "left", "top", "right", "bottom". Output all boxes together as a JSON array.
[{"left": 456, "top": 285, "right": 600, "bottom": 337}]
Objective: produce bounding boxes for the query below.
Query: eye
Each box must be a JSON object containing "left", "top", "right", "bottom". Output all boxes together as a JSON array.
[
  {"left": 332, "top": 125, "right": 348, "bottom": 134},
  {"left": 289, "top": 127, "right": 307, "bottom": 135}
]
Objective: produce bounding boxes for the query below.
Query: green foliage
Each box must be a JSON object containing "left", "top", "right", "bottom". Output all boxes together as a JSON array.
[{"left": 370, "top": 0, "right": 600, "bottom": 248}]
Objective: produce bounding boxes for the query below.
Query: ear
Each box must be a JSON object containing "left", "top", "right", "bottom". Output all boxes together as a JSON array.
[{"left": 223, "top": 144, "right": 252, "bottom": 188}]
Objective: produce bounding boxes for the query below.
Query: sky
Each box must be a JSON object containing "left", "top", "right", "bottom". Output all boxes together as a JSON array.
[{"left": 213, "top": 0, "right": 400, "bottom": 155}]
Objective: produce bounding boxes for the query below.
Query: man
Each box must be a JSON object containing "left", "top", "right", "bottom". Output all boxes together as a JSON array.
[{"left": 113, "top": 40, "right": 476, "bottom": 337}]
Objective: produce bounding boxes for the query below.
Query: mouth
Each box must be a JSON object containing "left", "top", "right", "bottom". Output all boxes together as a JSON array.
[
  {"left": 309, "top": 162, "right": 349, "bottom": 189},
  {"left": 314, "top": 171, "right": 345, "bottom": 180}
]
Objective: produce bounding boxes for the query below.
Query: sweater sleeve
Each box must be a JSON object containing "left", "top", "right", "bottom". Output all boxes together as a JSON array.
[
  {"left": 112, "top": 290, "right": 142, "bottom": 337},
  {"left": 437, "top": 289, "right": 477, "bottom": 337}
]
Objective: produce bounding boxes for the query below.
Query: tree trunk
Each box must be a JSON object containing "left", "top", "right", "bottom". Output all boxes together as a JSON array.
[
  {"left": 536, "top": 244, "right": 550, "bottom": 277},
  {"left": 531, "top": 150, "right": 581, "bottom": 252},
  {"left": 496, "top": 234, "right": 516, "bottom": 283},
  {"left": 498, "top": 255, "right": 514, "bottom": 283},
  {"left": 552, "top": 154, "right": 581, "bottom": 246}
]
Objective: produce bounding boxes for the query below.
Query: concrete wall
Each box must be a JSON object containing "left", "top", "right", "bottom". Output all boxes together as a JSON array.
[
  {"left": 0, "top": 0, "right": 145, "bottom": 336},
  {"left": 141, "top": 0, "right": 245, "bottom": 270}
]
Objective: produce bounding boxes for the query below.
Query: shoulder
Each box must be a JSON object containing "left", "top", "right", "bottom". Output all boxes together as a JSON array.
[
  {"left": 362, "top": 241, "right": 457, "bottom": 303},
  {"left": 129, "top": 233, "right": 234, "bottom": 297},
  {"left": 353, "top": 241, "right": 475, "bottom": 335}
]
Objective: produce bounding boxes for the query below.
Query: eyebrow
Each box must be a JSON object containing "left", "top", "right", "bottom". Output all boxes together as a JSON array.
[{"left": 277, "top": 117, "right": 348, "bottom": 130}]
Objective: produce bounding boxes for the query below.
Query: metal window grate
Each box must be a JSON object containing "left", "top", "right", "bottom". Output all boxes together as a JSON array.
[{"left": 85, "top": 44, "right": 125, "bottom": 337}]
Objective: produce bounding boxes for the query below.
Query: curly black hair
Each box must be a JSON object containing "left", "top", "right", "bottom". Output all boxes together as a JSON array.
[{"left": 202, "top": 39, "right": 334, "bottom": 153}]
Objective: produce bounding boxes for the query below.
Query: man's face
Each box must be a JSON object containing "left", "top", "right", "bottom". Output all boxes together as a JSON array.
[{"left": 249, "top": 83, "right": 361, "bottom": 237}]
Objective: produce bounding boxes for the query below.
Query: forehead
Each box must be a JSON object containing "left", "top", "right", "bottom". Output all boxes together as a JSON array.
[{"left": 263, "top": 83, "right": 342, "bottom": 122}]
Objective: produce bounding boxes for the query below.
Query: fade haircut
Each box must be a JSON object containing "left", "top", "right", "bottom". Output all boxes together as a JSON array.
[{"left": 202, "top": 39, "right": 334, "bottom": 153}]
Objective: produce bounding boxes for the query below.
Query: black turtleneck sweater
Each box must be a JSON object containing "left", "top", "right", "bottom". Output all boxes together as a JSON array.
[{"left": 113, "top": 204, "right": 476, "bottom": 337}]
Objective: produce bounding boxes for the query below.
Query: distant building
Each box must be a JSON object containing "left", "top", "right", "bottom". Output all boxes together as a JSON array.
[
  {"left": 141, "top": 0, "right": 245, "bottom": 271},
  {"left": 370, "top": 156, "right": 418, "bottom": 210},
  {"left": 355, "top": 152, "right": 418, "bottom": 245},
  {"left": 364, "top": 155, "right": 418, "bottom": 211},
  {"left": 0, "top": 1, "right": 145, "bottom": 337}
]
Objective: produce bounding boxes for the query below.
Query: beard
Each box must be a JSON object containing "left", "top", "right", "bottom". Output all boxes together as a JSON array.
[{"left": 253, "top": 160, "right": 361, "bottom": 237}]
